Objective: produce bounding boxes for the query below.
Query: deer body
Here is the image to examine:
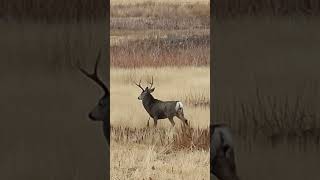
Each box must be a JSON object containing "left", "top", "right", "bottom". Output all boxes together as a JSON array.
[
  {"left": 142, "top": 93, "right": 182, "bottom": 119},
  {"left": 135, "top": 78, "right": 188, "bottom": 127}
]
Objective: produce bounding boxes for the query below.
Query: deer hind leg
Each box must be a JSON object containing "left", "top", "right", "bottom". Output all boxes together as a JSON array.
[
  {"left": 168, "top": 117, "right": 175, "bottom": 127},
  {"left": 176, "top": 109, "right": 189, "bottom": 126}
]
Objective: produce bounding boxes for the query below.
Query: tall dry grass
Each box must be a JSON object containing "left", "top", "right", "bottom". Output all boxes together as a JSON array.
[
  {"left": 111, "top": 0, "right": 209, "bottom": 5},
  {"left": 0, "top": 0, "right": 106, "bottom": 22},
  {"left": 111, "top": 1, "right": 209, "bottom": 18},
  {"left": 1, "top": 17, "right": 108, "bottom": 179},
  {"left": 214, "top": 16, "right": 320, "bottom": 148},
  {"left": 0, "top": 21, "right": 107, "bottom": 74},
  {"left": 111, "top": 126, "right": 209, "bottom": 151},
  {"left": 214, "top": 0, "right": 320, "bottom": 18},
  {"left": 110, "top": 1, "right": 210, "bottom": 179},
  {"left": 111, "top": 35, "right": 209, "bottom": 68},
  {"left": 111, "top": 142, "right": 209, "bottom": 180},
  {"left": 110, "top": 67, "right": 210, "bottom": 179},
  {"left": 110, "top": 0, "right": 210, "bottom": 68},
  {"left": 214, "top": 16, "right": 320, "bottom": 179}
]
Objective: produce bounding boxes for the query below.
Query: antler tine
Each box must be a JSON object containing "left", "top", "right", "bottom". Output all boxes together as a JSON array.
[
  {"left": 134, "top": 79, "right": 144, "bottom": 91},
  {"left": 78, "top": 49, "right": 109, "bottom": 95},
  {"left": 93, "top": 49, "right": 102, "bottom": 76},
  {"left": 147, "top": 76, "right": 154, "bottom": 89}
]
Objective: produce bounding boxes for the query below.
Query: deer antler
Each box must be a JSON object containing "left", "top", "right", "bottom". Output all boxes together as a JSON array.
[
  {"left": 147, "top": 76, "right": 154, "bottom": 89},
  {"left": 134, "top": 80, "right": 144, "bottom": 91},
  {"left": 78, "top": 49, "right": 109, "bottom": 95}
]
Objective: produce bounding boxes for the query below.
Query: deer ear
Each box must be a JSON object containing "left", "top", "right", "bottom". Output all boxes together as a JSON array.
[{"left": 149, "top": 88, "right": 155, "bottom": 93}]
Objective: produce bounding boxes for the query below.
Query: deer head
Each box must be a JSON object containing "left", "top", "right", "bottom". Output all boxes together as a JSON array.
[
  {"left": 212, "top": 132, "right": 239, "bottom": 180},
  {"left": 135, "top": 77, "right": 155, "bottom": 100},
  {"left": 78, "top": 50, "right": 109, "bottom": 121}
]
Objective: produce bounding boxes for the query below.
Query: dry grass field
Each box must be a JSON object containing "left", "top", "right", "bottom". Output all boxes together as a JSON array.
[
  {"left": 111, "top": 142, "right": 209, "bottom": 179},
  {"left": 111, "top": 67, "right": 209, "bottom": 128},
  {"left": 110, "top": 67, "right": 210, "bottom": 179},
  {"left": 1, "top": 20, "right": 108, "bottom": 179},
  {"left": 110, "top": 0, "right": 210, "bottom": 179},
  {"left": 111, "top": 0, "right": 209, "bottom": 5},
  {"left": 214, "top": 16, "right": 320, "bottom": 179},
  {"left": 110, "top": 70, "right": 210, "bottom": 180}
]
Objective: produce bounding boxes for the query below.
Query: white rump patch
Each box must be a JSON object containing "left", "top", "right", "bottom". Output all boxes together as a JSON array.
[{"left": 175, "top": 101, "right": 183, "bottom": 111}]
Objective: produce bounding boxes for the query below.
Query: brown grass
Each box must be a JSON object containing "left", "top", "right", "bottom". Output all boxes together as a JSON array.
[
  {"left": 214, "top": 0, "right": 320, "bottom": 18},
  {"left": 110, "top": 67, "right": 210, "bottom": 128},
  {"left": 0, "top": 0, "right": 106, "bottom": 22},
  {"left": 110, "top": 1, "right": 209, "bottom": 179},
  {"left": 214, "top": 16, "right": 320, "bottom": 148},
  {"left": 111, "top": 17, "right": 209, "bottom": 31},
  {"left": 110, "top": 0, "right": 209, "bottom": 68},
  {"left": 111, "top": 36, "right": 209, "bottom": 68},
  {"left": 214, "top": 16, "right": 320, "bottom": 179},
  {"left": 0, "top": 21, "right": 107, "bottom": 74},
  {"left": 111, "top": 126, "right": 209, "bottom": 151},
  {"left": 111, "top": 0, "right": 209, "bottom": 5},
  {"left": 111, "top": 141, "right": 209, "bottom": 180},
  {"left": 110, "top": 67, "right": 210, "bottom": 179},
  {"left": 1, "top": 17, "right": 108, "bottom": 179},
  {"left": 111, "top": 1, "right": 209, "bottom": 18}
]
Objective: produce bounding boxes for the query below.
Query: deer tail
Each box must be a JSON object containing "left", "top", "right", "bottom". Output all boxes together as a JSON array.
[{"left": 175, "top": 101, "right": 183, "bottom": 111}]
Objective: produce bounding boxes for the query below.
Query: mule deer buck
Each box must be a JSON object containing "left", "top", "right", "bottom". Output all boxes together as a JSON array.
[
  {"left": 211, "top": 124, "right": 239, "bottom": 180},
  {"left": 77, "top": 50, "right": 109, "bottom": 143},
  {"left": 135, "top": 77, "right": 189, "bottom": 127}
]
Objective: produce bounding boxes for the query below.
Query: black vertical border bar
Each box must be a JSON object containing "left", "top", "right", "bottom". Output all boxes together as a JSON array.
[
  {"left": 210, "top": 0, "right": 215, "bottom": 125},
  {"left": 105, "top": 0, "right": 111, "bottom": 179},
  {"left": 210, "top": 0, "right": 215, "bottom": 178},
  {"left": 0, "top": 0, "right": 110, "bottom": 179}
]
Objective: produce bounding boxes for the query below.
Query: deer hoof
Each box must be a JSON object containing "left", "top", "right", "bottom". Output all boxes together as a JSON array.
[{"left": 185, "top": 120, "right": 189, "bottom": 126}]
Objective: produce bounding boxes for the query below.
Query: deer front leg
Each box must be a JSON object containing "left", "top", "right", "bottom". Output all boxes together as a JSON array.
[
  {"left": 153, "top": 117, "right": 158, "bottom": 128},
  {"left": 168, "top": 117, "right": 175, "bottom": 126},
  {"left": 147, "top": 117, "right": 150, "bottom": 127}
]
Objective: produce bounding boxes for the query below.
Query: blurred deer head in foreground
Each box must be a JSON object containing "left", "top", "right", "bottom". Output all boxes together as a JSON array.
[
  {"left": 78, "top": 49, "right": 109, "bottom": 142},
  {"left": 211, "top": 124, "right": 239, "bottom": 180},
  {"left": 135, "top": 77, "right": 189, "bottom": 127}
]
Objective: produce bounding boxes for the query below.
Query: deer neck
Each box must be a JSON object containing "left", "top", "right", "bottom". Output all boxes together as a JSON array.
[
  {"left": 102, "top": 118, "right": 109, "bottom": 143},
  {"left": 142, "top": 93, "right": 155, "bottom": 113}
]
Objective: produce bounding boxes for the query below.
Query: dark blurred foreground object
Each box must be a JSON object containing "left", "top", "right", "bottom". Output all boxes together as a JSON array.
[{"left": 211, "top": 124, "right": 239, "bottom": 180}]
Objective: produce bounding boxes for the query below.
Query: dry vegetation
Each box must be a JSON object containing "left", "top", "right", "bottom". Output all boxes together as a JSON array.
[
  {"left": 111, "top": 0, "right": 209, "bottom": 68},
  {"left": 111, "top": 142, "right": 209, "bottom": 180},
  {"left": 110, "top": 67, "right": 209, "bottom": 128},
  {"left": 111, "top": 1, "right": 209, "bottom": 18},
  {"left": 0, "top": 0, "right": 106, "bottom": 22},
  {"left": 111, "top": 34, "right": 209, "bottom": 68},
  {"left": 214, "top": 0, "right": 320, "bottom": 18},
  {"left": 110, "top": 67, "right": 210, "bottom": 179},
  {"left": 111, "top": 0, "right": 208, "bottom": 5},
  {"left": 1, "top": 21, "right": 108, "bottom": 180},
  {"left": 214, "top": 16, "right": 320, "bottom": 179},
  {"left": 110, "top": 0, "right": 209, "bottom": 179}
]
